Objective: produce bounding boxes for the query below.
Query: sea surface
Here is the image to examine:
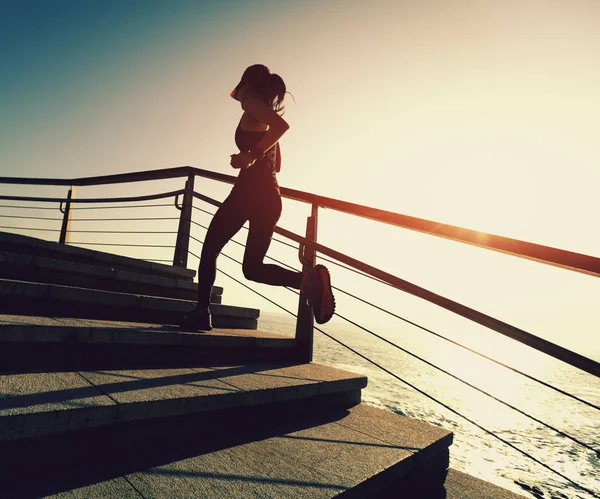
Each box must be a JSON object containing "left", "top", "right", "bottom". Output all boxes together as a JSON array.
[{"left": 257, "top": 311, "right": 600, "bottom": 499}]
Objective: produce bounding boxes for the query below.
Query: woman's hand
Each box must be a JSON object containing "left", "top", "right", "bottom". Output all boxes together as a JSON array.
[{"left": 230, "top": 152, "right": 255, "bottom": 170}]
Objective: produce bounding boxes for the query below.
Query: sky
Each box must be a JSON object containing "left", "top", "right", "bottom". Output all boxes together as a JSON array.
[{"left": 1, "top": 0, "right": 599, "bottom": 362}]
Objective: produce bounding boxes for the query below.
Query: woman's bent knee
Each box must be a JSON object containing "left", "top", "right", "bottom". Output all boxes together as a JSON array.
[{"left": 242, "top": 263, "right": 262, "bottom": 282}]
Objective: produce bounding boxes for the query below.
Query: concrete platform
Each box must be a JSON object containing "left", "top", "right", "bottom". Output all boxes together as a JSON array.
[
  {"left": 0, "top": 404, "right": 457, "bottom": 498},
  {"left": 0, "top": 279, "right": 258, "bottom": 328},
  {"left": 443, "top": 469, "right": 525, "bottom": 498},
  {"left": 115, "top": 404, "right": 451, "bottom": 498},
  {"left": 0, "top": 362, "right": 367, "bottom": 443},
  {"left": 0, "top": 250, "right": 223, "bottom": 301},
  {"left": 0, "top": 230, "right": 196, "bottom": 281}
]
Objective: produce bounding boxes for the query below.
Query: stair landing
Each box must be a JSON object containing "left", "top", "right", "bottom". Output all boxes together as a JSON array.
[{"left": 0, "top": 402, "right": 453, "bottom": 498}]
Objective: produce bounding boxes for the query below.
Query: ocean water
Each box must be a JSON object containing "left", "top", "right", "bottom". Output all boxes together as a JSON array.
[{"left": 257, "top": 311, "right": 600, "bottom": 499}]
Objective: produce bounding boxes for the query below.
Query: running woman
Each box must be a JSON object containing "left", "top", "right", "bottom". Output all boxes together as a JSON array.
[{"left": 180, "top": 64, "right": 335, "bottom": 331}]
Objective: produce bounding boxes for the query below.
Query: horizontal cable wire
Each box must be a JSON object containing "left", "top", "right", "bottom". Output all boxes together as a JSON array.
[
  {"left": 74, "top": 203, "right": 174, "bottom": 210},
  {"left": 188, "top": 238, "right": 598, "bottom": 497},
  {"left": 0, "top": 214, "right": 62, "bottom": 221},
  {"left": 188, "top": 234, "right": 204, "bottom": 246},
  {"left": 0, "top": 226, "right": 61, "bottom": 232},
  {"left": 0, "top": 205, "right": 54, "bottom": 210},
  {"left": 69, "top": 242, "right": 174, "bottom": 248},
  {"left": 72, "top": 190, "right": 184, "bottom": 205},
  {"left": 0, "top": 203, "right": 173, "bottom": 211},
  {"left": 69, "top": 217, "right": 178, "bottom": 222},
  {"left": 191, "top": 205, "right": 215, "bottom": 216},
  {"left": 0, "top": 189, "right": 183, "bottom": 205},
  {"left": 69, "top": 230, "right": 178, "bottom": 234},
  {"left": 330, "top": 285, "right": 600, "bottom": 411},
  {"left": 271, "top": 235, "right": 300, "bottom": 251}
]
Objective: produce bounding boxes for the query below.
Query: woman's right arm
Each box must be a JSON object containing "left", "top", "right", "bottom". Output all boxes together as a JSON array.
[{"left": 243, "top": 97, "right": 289, "bottom": 155}]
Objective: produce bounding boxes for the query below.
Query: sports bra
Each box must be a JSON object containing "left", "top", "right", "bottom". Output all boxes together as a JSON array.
[{"left": 235, "top": 123, "right": 281, "bottom": 174}]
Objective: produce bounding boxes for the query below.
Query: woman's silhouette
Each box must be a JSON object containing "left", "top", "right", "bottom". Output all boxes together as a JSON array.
[{"left": 180, "top": 64, "right": 335, "bottom": 331}]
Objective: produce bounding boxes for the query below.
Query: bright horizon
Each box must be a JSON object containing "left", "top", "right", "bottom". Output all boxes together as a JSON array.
[{"left": 1, "top": 0, "right": 599, "bottom": 362}]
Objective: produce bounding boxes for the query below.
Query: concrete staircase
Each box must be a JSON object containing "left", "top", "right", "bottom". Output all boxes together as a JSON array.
[
  {"left": 0, "top": 231, "right": 461, "bottom": 498},
  {"left": 0, "top": 231, "right": 255, "bottom": 328}
]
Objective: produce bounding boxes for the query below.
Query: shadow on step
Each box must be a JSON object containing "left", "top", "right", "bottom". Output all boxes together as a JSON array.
[
  {"left": 0, "top": 394, "right": 366, "bottom": 498},
  {"left": 0, "top": 341, "right": 297, "bottom": 374},
  {"left": 0, "top": 395, "right": 449, "bottom": 498}
]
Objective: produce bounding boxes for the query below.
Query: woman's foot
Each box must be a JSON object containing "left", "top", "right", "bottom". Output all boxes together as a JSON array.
[
  {"left": 179, "top": 306, "right": 212, "bottom": 332},
  {"left": 301, "top": 264, "right": 336, "bottom": 324}
]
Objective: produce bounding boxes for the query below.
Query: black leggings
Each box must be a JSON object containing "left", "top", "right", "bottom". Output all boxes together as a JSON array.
[{"left": 197, "top": 183, "right": 303, "bottom": 307}]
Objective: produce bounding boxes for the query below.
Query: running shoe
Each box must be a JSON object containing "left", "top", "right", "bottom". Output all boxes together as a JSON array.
[
  {"left": 179, "top": 306, "right": 212, "bottom": 332},
  {"left": 301, "top": 264, "right": 336, "bottom": 324}
]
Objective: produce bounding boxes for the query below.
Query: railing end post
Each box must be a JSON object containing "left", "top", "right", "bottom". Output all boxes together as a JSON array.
[
  {"left": 59, "top": 186, "right": 75, "bottom": 244},
  {"left": 295, "top": 203, "right": 319, "bottom": 362},
  {"left": 173, "top": 174, "right": 195, "bottom": 268}
]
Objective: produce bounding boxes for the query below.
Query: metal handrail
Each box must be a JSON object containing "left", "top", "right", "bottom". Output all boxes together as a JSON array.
[
  {"left": 0, "top": 166, "right": 193, "bottom": 187},
  {"left": 0, "top": 189, "right": 184, "bottom": 205},
  {"left": 188, "top": 190, "right": 600, "bottom": 378},
  {"left": 281, "top": 228, "right": 600, "bottom": 377},
  {"left": 2, "top": 166, "right": 599, "bottom": 277}
]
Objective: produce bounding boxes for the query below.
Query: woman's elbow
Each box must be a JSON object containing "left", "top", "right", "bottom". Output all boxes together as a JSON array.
[
  {"left": 273, "top": 121, "right": 289, "bottom": 139},
  {"left": 279, "top": 119, "right": 290, "bottom": 133}
]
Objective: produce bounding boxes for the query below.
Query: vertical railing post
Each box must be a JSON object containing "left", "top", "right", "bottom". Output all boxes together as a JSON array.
[
  {"left": 295, "top": 203, "right": 319, "bottom": 362},
  {"left": 59, "top": 186, "right": 75, "bottom": 244},
  {"left": 173, "top": 174, "right": 195, "bottom": 267}
]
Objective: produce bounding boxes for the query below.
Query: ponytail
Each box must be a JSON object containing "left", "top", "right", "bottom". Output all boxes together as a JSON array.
[
  {"left": 267, "top": 73, "right": 286, "bottom": 115},
  {"left": 239, "top": 64, "right": 292, "bottom": 115}
]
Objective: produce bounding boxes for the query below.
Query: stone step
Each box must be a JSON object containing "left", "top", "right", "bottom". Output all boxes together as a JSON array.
[
  {"left": 0, "top": 231, "right": 196, "bottom": 282},
  {"left": 0, "top": 402, "right": 454, "bottom": 498},
  {"left": 0, "top": 250, "right": 222, "bottom": 302},
  {"left": 0, "top": 362, "right": 367, "bottom": 444},
  {"left": 0, "top": 315, "right": 297, "bottom": 371},
  {"left": 0, "top": 278, "right": 258, "bottom": 329},
  {"left": 444, "top": 469, "right": 526, "bottom": 498}
]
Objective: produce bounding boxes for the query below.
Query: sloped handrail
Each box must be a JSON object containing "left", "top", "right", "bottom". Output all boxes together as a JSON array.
[
  {"left": 189, "top": 190, "right": 600, "bottom": 378},
  {"left": 2, "top": 165, "right": 599, "bottom": 278}
]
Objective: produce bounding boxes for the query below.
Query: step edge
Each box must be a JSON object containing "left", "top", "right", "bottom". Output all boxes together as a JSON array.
[
  {"left": 0, "top": 380, "right": 366, "bottom": 443},
  {"left": 0, "top": 250, "right": 222, "bottom": 294},
  {"left": 0, "top": 231, "right": 196, "bottom": 280},
  {"left": 0, "top": 280, "right": 258, "bottom": 318}
]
